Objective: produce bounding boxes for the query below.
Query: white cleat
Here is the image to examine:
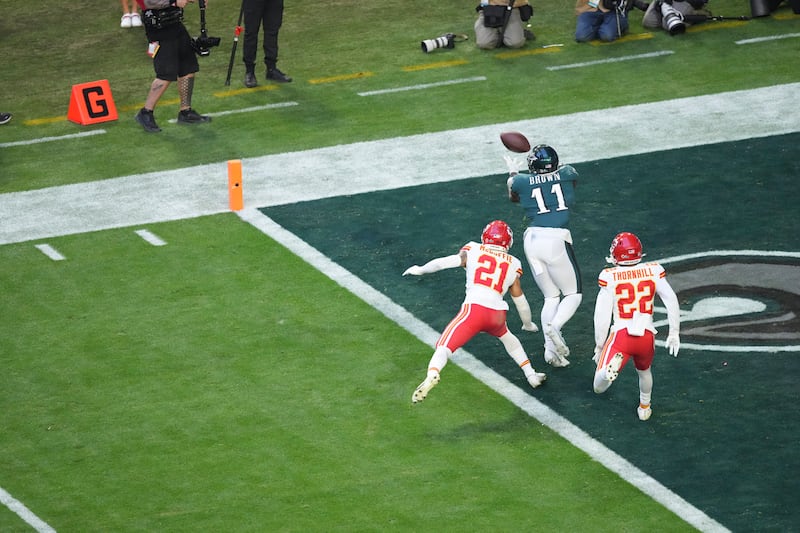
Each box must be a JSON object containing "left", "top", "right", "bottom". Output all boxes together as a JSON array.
[
  {"left": 412, "top": 373, "right": 440, "bottom": 404},
  {"left": 526, "top": 372, "right": 547, "bottom": 389},
  {"left": 544, "top": 324, "right": 570, "bottom": 358},
  {"left": 544, "top": 349, "right": 570, "bottom": 368},
  {"left": 605, "top": 352, "right": 624, "bottom": 382},
  {"left": 637, "top": 404, "right": 652, "bottom": 421}
]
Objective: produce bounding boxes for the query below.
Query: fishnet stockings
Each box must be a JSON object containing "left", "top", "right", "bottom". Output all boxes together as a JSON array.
[{"left": 178, "top": 75, "right": 194, "bottom": 110}]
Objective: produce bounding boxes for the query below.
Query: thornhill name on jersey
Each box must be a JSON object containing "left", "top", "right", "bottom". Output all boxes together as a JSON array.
[{"left": 610, "top": 265, "right": 656, "bottom": 281}]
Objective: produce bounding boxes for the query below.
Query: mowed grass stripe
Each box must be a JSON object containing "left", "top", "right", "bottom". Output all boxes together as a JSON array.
[{"left": 0, "top": 216, "right": 696, "bottom": 531}]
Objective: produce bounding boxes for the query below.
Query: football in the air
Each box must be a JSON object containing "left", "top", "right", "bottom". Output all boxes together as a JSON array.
[{"left": 500, "top": 131, "right": 531, "bottom": 153}]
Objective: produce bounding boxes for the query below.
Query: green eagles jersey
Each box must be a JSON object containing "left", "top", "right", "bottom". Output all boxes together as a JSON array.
[{"left": 510, "top": 164, "right": 578, "bottom": 229}]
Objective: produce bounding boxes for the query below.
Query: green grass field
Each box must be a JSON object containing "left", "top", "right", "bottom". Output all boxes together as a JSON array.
[
  {"left": 1, "top": 217, "right": 699, "bottom": 532},
  {"left": 1, "top": 0, "right": 799, "bottom": 531}
]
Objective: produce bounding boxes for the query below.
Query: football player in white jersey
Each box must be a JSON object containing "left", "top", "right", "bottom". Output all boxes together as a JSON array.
[
  {"left": 403, "top": 220, "right": 546, "bottom": 404},
  {"left": 592, "top": 232, "right": 681, "bottom": 421},
  {"left": 506, "top": 144, "right": 582, "bottom": 368}
]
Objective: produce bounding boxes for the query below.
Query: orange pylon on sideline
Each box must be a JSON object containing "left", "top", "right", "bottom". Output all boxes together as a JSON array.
[{"left": 228, "top": 159, "right": 244, "bottom": 211}]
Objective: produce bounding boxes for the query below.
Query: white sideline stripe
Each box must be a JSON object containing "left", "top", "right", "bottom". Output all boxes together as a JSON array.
[
  {"left": 4, "top": 82, "right": 797, "bottom": 246},
  {"left": 0, "top": 487, "right": 56, "bottom": 533},
  {"left": 357, "top": 76, "right": 487, "bottom": 96},
  {"left": 237, "top": 207, "right": 730, "bottom": 533},
  {"left": 134, "top": 229, "right": 167, "bottom": 246},
  {"left": 0, "top": 130, "right": 106, "bottom": 148},
  {"left": 166, "top": 101, "right": 299, "bottom": 122},
  {"left": 546, "top": 50, "right": 674, "bottom": 70},
  {"left": 736, "top": 32, "right": 800, "bottom": 44},
  {"left": 34, "top": 243, "right": 65, "bottom": 261}
]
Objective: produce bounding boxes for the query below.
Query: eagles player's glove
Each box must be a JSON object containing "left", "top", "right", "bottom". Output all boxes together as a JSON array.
[{"left": 503, "top": 155, "right": 524, "bottom": 176}]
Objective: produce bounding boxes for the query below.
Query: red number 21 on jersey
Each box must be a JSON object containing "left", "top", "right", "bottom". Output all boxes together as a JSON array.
[{"left": 474, "top": 254, "right": 510, "bottom": 293}]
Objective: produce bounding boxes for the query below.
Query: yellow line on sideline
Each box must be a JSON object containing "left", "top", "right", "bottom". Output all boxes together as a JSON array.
[
  {"left": 214, "top": 85, "right": 279, "bottom": 98},
  {"left": 402, "top": 59, "right": 469, "bottom": 72},
  {"left": 591, "top": 32, "right": 654, "bottom": 46},
  {"left": 687, "top": 20, "right": 748, "bottom": 32},
  {"left": 24, "top": 98, "right": 182, "bottom": 126},
  {"left": 308, "top": 72, "right": 374, "bottom": 84},
  {"left": 24, "top": 116, "right": 67, "bottom": 126},
  {"left": 496, "top": 46, "right": 564, "bottom": 59}
]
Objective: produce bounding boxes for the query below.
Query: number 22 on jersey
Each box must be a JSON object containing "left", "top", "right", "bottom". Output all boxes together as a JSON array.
[{"left": 615, "top": 279, "right": 656, "bottom": 319}]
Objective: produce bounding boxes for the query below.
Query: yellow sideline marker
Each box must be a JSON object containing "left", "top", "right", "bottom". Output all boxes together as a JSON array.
[
  {"left": 214, "top": 85, "right": 279, "bottom": 98},
  {"left": 228, "top": 159, "right": 244, "bottom": 211},
  {"left": 496, "top": 46, "right": 565, "bottom": 59},
  {"left": 591, "top": 32, "right": 654, "bottom": 45},
  {"left": 403, "top": 59, "right": 469, "bottom": 72},
  {"left": 687, "top": 20, "right": 748, "bottom": 32},
  {"left": 308, "top": 72, "right": 374, "bottom": 84},
  {"left": 25, "top": 98, "right": 181, "bottom": 126}
]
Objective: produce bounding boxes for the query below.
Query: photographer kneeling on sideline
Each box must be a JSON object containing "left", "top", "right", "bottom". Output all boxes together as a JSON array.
[
  {"left": 475, "top": 0, "right": 534, "bottom": 49},
  {"left": 575, "top": 0, "right": 639, "bottom": 42},
  {"left": 642, "top": 0, "right": 709, "bottom": 35}
]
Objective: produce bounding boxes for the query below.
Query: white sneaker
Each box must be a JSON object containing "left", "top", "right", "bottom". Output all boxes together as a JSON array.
[
  {"left": 544, "top": 324, "right": 570, "bottom": 358},
  {"left": 526, "top": 372, "right": 546, "bottom": 389},
  {"left": 130, "top": 12, "right": 142, "bottom": 27},
  {"left": 544, "top": 349, "right": 570, "bottom": 368},
  {"left": 120, "top": 13, "right": 132, "bottom": 28},
  {"left": 412, "top": 373, "right": 440, "bottom": 404},
  {"left": 605, "top": 352, "right": 624, "bottom": 382},
  {"left": 637, "top": 404, "right": 652, "bottom": 421}
]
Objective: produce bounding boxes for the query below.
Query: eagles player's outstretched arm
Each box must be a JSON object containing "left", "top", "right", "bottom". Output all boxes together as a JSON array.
[{"left": 507, "top": 176, "right": 520, "bottom": 203}]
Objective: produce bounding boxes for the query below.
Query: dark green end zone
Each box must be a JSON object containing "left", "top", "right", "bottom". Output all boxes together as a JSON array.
[{"left": 264, "top": 132, "right": 800, "bottom": 532}]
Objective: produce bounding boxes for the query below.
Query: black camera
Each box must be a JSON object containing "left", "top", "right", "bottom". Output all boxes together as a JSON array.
[{"left": 192, "top": 34, "right": 221, "bottom": 56}]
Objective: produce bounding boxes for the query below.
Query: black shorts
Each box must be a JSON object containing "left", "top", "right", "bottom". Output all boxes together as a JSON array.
[{"left": 150, "top": 24, "right": 199, "bottom": 81}]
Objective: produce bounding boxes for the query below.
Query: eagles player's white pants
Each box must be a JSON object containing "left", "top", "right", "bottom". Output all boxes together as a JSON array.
[{"left": 522, "top": 227, "right": 583, "bottom": 347}]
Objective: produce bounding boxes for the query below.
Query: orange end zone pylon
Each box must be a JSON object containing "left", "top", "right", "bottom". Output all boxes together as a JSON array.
[{"left": 228, "top": 159, "right": 244, "bottom": 211}]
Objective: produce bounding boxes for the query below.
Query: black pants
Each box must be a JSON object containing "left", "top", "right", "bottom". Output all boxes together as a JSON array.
[{"left": 242, "top": 0, "right": 284, "bottom": 72}]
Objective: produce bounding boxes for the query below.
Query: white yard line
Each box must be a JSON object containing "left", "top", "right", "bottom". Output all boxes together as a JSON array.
[
  {"left": 134, "top": 229, "right": 167, "bottom": 246},
  {"left": 736, "top": 32, "right": 800, "bottom": 44},
  {"left": 0, "top": 130, "right": 106, "bottom": 148},
  {"left": 357, "top": 76, "right": 487, "bottom": 96},
  {"left": 0, "top": 487, "right": 56, "bottom": 533},
  {"left": 34, "top": 243, "right": 66, "bottom": 261},
  {"left": 546, "top": 50, "right": 674, "bottom": 70}
]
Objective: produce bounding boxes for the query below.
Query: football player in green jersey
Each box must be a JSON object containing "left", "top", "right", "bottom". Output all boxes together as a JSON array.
[{"left": 506, "top": 144, "right": 583, "bottom": 368}]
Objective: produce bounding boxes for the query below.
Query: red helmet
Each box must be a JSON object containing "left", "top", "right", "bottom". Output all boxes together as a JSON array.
[
  {"left": 481, "top": 220, "right": 513, "bottom": 250},
  {"left": 608, "top": 232, "right": 644, "bottom": 265}
]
